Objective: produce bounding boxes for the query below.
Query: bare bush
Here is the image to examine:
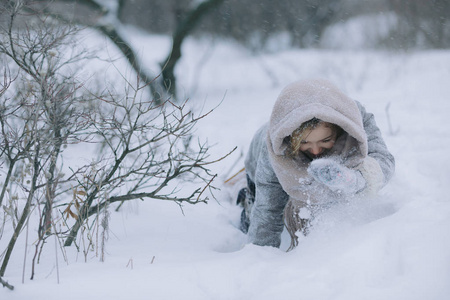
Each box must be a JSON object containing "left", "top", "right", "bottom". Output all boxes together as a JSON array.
[{"left": 0, "top": 2, "right": 230, "bottom": 287}]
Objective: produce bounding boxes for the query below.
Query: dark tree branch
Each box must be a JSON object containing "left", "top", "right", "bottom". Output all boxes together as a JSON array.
[
  {"left": 96, "top": 24, "right": 164, "bottom": 102},
  {"left": 0, "top": 276, "right": 14, "bottom": 290},
  {"left": 160, "top": 0, "right": 225, "bottom": 98}
]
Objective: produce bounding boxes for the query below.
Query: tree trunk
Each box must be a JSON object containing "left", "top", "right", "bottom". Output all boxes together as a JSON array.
[
  {"left": 0, "top": 147, "right": 40, "bottom": 277},
  {"left": 160, "top": 0, "right": 225, "bottom": 99}
]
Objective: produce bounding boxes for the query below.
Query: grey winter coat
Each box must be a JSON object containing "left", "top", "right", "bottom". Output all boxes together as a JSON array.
[{"left": 245, "top": 79, "right": 395, "bottom": 248}]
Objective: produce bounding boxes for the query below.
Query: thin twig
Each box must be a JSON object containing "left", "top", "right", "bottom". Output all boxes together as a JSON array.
[{"left": 22, "top": 216, "right": 30, "bottom": 284}]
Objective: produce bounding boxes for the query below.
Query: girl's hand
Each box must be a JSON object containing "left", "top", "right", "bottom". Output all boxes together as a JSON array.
[{"left": 307, "top": 158, "right": 366, "bottom": 194}]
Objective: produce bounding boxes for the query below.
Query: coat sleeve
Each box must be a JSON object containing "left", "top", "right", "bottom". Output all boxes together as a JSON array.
[
  {"left": 356, "top": 101, "right": 395, "bottom": 194},
  {"left": 245, "top": 127, "right": 289, "bottom": 248}
]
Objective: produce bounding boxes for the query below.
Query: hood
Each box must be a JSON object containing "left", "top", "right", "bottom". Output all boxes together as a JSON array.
[{"left": 269, "top": 79, "right": 368, "bottom": 157}]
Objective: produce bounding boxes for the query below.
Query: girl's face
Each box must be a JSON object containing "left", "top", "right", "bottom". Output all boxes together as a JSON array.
[{"left": 299, "top": 123, "right": 337, "bottom": 159}]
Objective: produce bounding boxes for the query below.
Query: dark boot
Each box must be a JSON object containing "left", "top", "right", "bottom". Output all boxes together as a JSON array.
[{"left": 237, "top": 187, "right": 254, "bottom": 233}]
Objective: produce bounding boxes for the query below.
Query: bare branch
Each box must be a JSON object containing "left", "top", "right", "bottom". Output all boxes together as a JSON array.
[
  {"left": 0, "top": 276, "right": 14, "bottom": 290},
  {"left": 161, "top": 0, "right": 225, "bottom": 97}
]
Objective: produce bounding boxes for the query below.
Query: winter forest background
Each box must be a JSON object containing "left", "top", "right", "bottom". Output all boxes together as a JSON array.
[{"left": 1, "top": 0, "right": 450, "bottom": 299}]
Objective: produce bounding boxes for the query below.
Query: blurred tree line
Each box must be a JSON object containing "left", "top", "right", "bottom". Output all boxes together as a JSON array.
[
  {"left": 121, "top": 0, "right": 450, "bottom": 49},
  {"left": 2, "top": 0, "right": 449, "bottom": 98}
]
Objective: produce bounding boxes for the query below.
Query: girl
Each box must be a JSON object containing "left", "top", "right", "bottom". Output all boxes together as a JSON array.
[{"left": 239, "top": 79, "right": 395, "bottom": 250}]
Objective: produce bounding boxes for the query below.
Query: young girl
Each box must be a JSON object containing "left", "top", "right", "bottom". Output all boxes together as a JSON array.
[{"left": 239, "top": 79, "right": 395, "bottom": 250}]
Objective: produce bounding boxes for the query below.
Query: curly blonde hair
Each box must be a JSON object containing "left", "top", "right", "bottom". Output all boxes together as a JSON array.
[{"left": 286, "top": 118, "right": 341, "bottom": 156}]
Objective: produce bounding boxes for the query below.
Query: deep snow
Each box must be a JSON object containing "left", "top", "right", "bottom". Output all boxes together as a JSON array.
[{"left": 2, "top": 26, "right": 450, "bottom": 300}]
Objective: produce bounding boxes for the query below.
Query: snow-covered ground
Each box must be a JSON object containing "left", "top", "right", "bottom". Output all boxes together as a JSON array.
[{"left": 2, "top": 26, "right": 450, "bottom": 300}]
